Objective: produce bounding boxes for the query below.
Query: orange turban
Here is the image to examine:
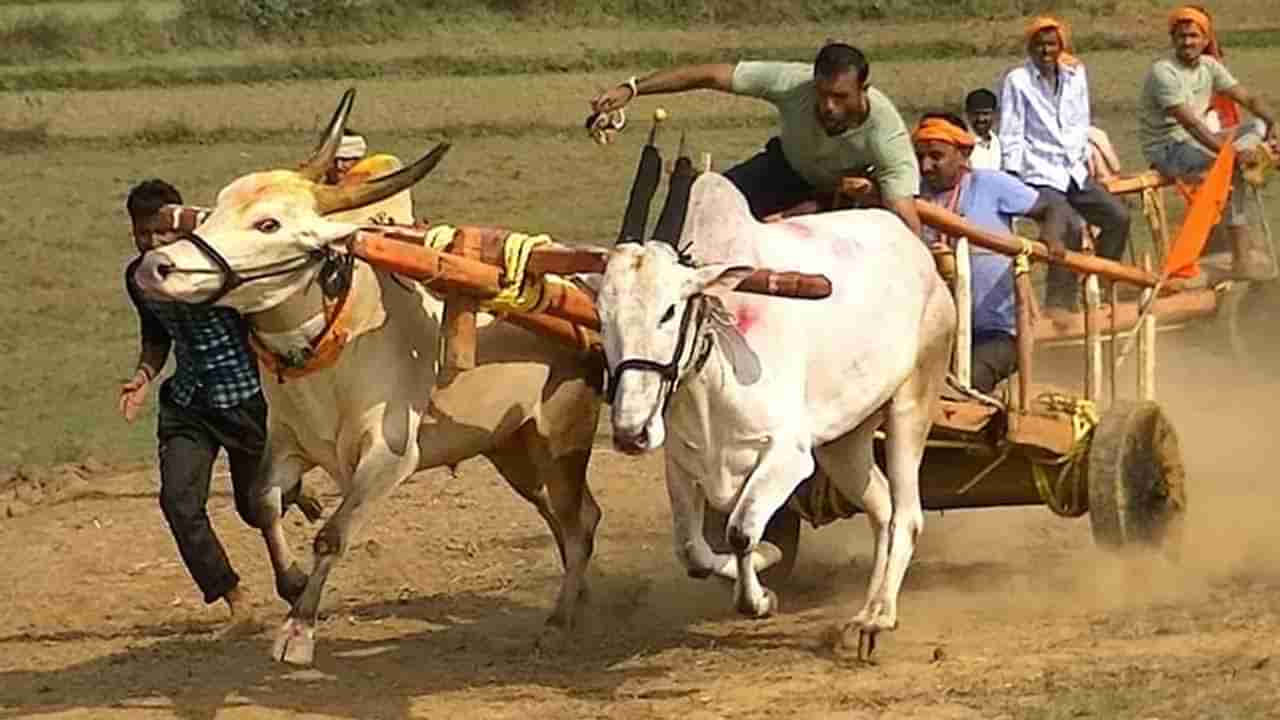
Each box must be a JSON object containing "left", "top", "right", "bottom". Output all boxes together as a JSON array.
[
  {"left": 1024, "top": 16, "right": 1081, "bottom": 67},
  {"left": 912, "top": 118, "right": 976, "bottom": 150},
  {"left": 1168, "top": 6, "right": 1240, "bottom": 127}
]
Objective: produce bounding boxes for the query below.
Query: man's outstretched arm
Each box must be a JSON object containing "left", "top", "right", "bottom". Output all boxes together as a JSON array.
[{"left": 591, "top": 64, "right": 738, "bottom": 113}]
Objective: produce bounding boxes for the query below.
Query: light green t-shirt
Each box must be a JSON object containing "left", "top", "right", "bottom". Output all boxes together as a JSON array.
[
  {"left": 1138, "top": 55, "right": 1238, "bottom": 155},
  {"left": 731, "top": 61, "right": 919, "bottom": 201}
]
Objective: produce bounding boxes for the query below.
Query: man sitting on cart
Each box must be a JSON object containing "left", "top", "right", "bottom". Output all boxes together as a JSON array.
[
  {"left": 1139, "top": 5, "right": 1278, "bottom": 282},
  {"left": 587, "top": 42, "right": 922, "bottom": 235},
  {"left": 914, "top": 113, "right": 1075, "bottom": 394}
]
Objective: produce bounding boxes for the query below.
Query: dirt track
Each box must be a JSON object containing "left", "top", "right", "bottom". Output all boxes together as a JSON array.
[{"left": 2, "top": 347, "right": 1279, "bottom": 719}]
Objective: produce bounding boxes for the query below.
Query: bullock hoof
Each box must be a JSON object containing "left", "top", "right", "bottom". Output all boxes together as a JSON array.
[
  {"left": 271, "top": 618, "right": 316, "bottom": 666},
  {"left": 276, "top": 564, "right": 308, "bottom": 605},
  {"left": 736, "top": 588, "right": 778, "bottom": 618}
]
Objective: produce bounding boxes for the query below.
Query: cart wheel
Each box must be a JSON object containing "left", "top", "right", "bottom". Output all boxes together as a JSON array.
[
  {"left": 1087, "top": 401, "right": 1187, "bottom": 550},
  {"left": 1220, "top": 279, "right": 1280, "bottom": 371},
  {"left": 702, "top": 504, "right": 801, "bottom": 585}
]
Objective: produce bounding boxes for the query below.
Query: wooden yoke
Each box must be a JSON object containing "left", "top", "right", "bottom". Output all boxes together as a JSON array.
[{"left": 440, "top": 227, "right": 480, "bottom": 385}]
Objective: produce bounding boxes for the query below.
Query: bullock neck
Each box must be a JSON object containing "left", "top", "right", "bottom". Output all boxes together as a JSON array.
[{"left": 249, "top": 279, "right": 331, "bottom": 352}]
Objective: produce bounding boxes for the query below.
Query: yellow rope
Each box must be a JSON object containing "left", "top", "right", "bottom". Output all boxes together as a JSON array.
[
  {"left": 1029, "top": 393, "right": 1098, "bottom": 518},
  {"left": 482, "top": 232, "right": 553, "bottom": 314},
  {"left": 1014, "top": 236, "right": 1035, "bottom": 277},
  {"left": 425, "top": 225, "right": 456, "bottom": 251}
]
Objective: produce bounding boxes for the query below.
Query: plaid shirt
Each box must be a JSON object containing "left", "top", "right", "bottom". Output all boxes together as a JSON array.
[{"left": 125, "top": 259, "right": 261, "bottom": 409}]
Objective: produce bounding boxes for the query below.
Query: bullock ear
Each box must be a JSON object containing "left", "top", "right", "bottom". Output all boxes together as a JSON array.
[{"left": 680, "top": 263, "right": 755, "bottom": 300}]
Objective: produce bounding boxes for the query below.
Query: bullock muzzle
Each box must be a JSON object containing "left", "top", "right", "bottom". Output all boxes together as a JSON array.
[{"left": 152, "top": 231, "right": 331, "bottom": 306}]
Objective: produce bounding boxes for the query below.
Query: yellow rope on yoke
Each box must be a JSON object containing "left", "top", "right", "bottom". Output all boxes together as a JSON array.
[
  {"left": 482, "top": 232, "right": 553, "bottom": 314},
  {"left": 425, "top": 224, "right": 457, "bottom": 251},
  {"left": 1014, "top": 236, "right": 1034, "bottom": 277}
]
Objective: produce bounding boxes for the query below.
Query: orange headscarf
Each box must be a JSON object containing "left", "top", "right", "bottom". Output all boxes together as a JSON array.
[
  {"left": 912, "top": 118, "right": 976, "bottom": 150},
  {"left": 1168, "top": 5, "right": 1240, "bottom": 127},
  {"left": 1024, "top": 16, "right": 1081, "bottom": 67}
]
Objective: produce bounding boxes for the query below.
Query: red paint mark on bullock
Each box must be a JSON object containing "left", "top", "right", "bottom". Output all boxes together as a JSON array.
[{"left": 735, "top": 304, "right": 761, "bottom": 335}]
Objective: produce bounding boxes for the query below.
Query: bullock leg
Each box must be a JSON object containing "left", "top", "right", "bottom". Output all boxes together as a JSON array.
[
  {"left": 255, "top": 448, "right": 314, "bottom": 606},
  {"left": 812, "top": 415, "right": 895, "bottom": 657},
  {"left": 725, "top": 439, "right": 815, "bottom": 618},
  {"left": 665, "top": 453, "right": 739, "bottom": 581},
  {"left": 845, "top": 361, "right": 946, "bottom": 657},
  {"left": 485, "top": 423, "right": 600, "bottom": 632},
  {"left": 272, "top": 440, "right": 420, "bottom": 666}
]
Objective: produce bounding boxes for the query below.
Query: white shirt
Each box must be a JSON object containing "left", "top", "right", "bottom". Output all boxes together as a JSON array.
[
  {"left": 969, "top": 133, "right": 1003, "bottom": 171},
  {"left": 997, "top": 59, "right": 1091, "bottom": 191}
]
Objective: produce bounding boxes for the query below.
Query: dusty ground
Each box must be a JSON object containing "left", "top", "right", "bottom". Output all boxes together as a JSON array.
[{"left": 2, "top": 345, "right": 1279, "bottom": 720}]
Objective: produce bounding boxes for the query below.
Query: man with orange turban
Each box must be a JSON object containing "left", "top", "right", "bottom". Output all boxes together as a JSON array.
[
  {"left": 914, "top": 113, "right": 1074, "bottom": 392},
  {"left": 1139, "top": 5, "right": 1277, "bottom": 280},
  {"left": 998, "top": 17, "right": 1130, "bottom": 323}
]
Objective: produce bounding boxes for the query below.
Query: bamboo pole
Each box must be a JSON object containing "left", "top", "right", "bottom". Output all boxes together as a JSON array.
[
  {"left": 916, "top": 200, "right": 1158, "bottom": 287},
  {"left": 1084, "top": 274, "right": 1102, "bottom": 402},
  {"left": 953, "top": 238, "right": 972, "bottom": 387},
  {"left": 1138, "top": 255, "right": 1157, "bottom": 401},
  {"left": 1014, "top": 269, "right": 1035, "bottom": 414},
  {"left": 1108, "top": 280, "right": 1119, "bottom": 407}
]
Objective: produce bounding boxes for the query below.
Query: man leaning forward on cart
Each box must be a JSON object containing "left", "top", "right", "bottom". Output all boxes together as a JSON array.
[
  {"left": 914, "top": 113, "right": 1075, "bottom": 394},
  {"left": 588, "top": 42, "right": 922, "bottom": 236},
  {"left": 1140, "top": 4, "right": 1279, "bottom": 283}
]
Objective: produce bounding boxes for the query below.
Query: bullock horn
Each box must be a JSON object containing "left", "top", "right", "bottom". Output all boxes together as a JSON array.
[
  {"left": 616, "top": 114, "right": 665, "bottom": 245},
  {"left": 313, "top": 142, "right": 452, "bottom": 216},
  {"left": 651, "top": 133, "right": 694, "bottom": 247},
  {"left": 299, "top": 88, "right": 357, "bottom": 182}
]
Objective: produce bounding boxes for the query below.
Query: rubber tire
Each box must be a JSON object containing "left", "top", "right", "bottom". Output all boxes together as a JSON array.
[
  {"left": 1086, "top": 400, "right": 1188, "bottom": 550},
  {"left": 702, "top": 504, "right": 801, "bottom": 585}
]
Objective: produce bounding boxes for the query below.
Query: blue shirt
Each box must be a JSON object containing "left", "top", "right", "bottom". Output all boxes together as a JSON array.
[
  {"left": 125, "top": 259, "right": 262, "bottom": 409},
  {"left": 922, "top": 169, "right": 1039, "bottom": 337},
  {"left": 998, "top": 60, "right": 1092, "bottom": 191}
]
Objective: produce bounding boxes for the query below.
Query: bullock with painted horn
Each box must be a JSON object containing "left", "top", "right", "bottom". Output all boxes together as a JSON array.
[
  {"left": 596, "top": 132, "right": 956, "bottom": 659},
  {"left": 133, "top": 89, "right": 605, "bottom": 666}
]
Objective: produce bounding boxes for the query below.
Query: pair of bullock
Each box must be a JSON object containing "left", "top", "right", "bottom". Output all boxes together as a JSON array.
[{"left": 134, "top": 91, "right": 956, "bottom": 665}]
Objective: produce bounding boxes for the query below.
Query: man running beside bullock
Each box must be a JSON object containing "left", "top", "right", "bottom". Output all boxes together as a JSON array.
[{"left": 588, "top": 42, "right": 923, "bottom": 235}]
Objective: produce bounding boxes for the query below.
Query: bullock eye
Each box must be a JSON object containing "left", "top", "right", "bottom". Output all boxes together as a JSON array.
[
  {"left": 659, "top": 305, "right": 676, "bottom": 325},
  {"left": 254, "top": 218, "right": 281, "bottom": 234}
]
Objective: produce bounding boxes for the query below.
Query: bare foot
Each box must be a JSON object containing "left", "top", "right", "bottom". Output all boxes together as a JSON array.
[{"left": 221, "top": 586, "right": 265, "bottom": 638}]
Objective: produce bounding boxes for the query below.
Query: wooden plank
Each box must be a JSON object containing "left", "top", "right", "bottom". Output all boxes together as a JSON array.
[
  {"left": 1007, "top": 412, "right": 1076, "bottom": 456},
  {"left": 1102, "top": 170, "right": 1172, "bottom": 196}
]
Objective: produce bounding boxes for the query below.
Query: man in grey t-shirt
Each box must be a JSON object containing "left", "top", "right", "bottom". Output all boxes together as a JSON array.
[
  {"left": 1139, "top": 6, "right": 1277, "bottom": 280},
  {"left": 589, "top": 43, "right": 922, "bottom": 236}
]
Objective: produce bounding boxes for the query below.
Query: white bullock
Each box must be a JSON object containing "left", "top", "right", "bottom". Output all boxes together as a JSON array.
[
  {"left": 596, "top": 144, "right": 956, "bottom": 657},
  {"left": 133, "top": 91, "right": 604, "bottom": 665}
]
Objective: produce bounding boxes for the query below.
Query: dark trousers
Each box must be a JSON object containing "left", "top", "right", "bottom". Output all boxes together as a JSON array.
[
  {"left": 157, "top": 387, "right": 277, "bottom": 604},
  {"left": 1035, "top": 177, "right": 1131, "bottom": 309},
  {"left": 972, "top": 333, "right": 1018, "bottom": 395},
  {"left": 724, "top": 137, "right": 817, "bottom": 220}
]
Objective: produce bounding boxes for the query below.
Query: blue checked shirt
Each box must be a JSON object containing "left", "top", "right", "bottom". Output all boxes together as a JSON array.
[
  {"left": 125, "top": 259, "right": 261, "bottom": 409},
  {"left": 997, "top": 59, "right": 1092, "bottom": 192}
]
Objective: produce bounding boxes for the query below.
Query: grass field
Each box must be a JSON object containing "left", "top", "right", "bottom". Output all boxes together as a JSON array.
[{"left": 4, "top": 4, "right": 1280, "bottom": 469}]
